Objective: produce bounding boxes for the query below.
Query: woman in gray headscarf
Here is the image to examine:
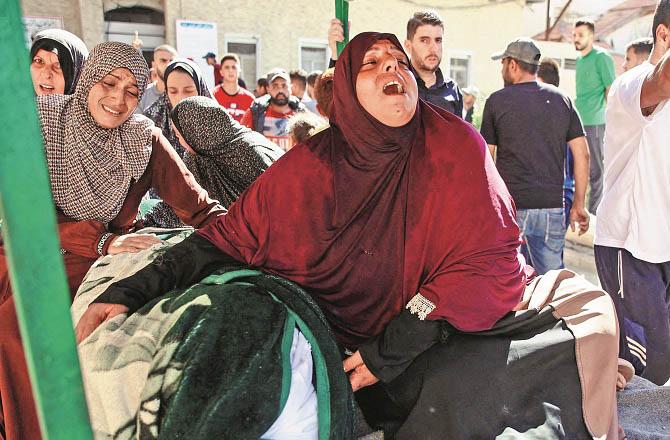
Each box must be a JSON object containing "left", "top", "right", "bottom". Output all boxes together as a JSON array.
[
  {"left": 29, "top": 28, "right": 88, "bottom": 95},
  {"left": 144, "top": 58, "right": 211, "bottom": 157},
  {"left": 0, "top": 42, "right": 224, "bottom": 440},
  {"left": 142, "top": 96, "right": 284, "bottom": 227}
]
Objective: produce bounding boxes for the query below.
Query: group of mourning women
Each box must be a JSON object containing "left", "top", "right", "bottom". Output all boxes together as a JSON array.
[{"left": 0, "top": 29, "right": 623, "bottom": 440}]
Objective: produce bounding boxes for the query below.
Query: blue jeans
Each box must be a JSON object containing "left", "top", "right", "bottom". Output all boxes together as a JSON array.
[{"left": 516, "top": 208, "right": 566, "bottom": 275}]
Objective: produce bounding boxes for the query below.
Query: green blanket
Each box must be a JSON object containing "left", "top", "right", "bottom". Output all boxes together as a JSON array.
[{"left": 72, "top": 230, "right": 354, "bottom": 439}]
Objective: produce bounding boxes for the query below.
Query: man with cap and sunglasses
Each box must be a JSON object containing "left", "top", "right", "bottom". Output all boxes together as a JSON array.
[
  {"left": 241, "top": 68, "right": 306, "bottom": 151},
  {"left": 203, "top": 51, "right": 222, "bottom": 86},
  {"left": 481, "top": 37, "right": 591, "bottom": 275}
]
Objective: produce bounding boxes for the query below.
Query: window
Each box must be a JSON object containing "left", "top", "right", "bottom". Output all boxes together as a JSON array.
[
  {"left": 563, "top": 58, "right": 577, "bottom": 70},
  {"left": 299, "top": 39, "right": 329, "bottom": 73},
  {"left": 449, "top": 54, "right": 472, "bottom": 88},
  {"left": 226, "top": 36, "right": 259, "bottom": 90}
]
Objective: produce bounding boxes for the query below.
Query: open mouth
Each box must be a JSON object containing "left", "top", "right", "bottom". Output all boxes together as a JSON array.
[
  {"left": 383, "top": 81, "right": 405, "bottom": 95},
  {"left": 39, "top": 84, "right": 55, "bottom": 93},
  {"left": 102, "top": 104, "right": 122, "bottom": 116}
]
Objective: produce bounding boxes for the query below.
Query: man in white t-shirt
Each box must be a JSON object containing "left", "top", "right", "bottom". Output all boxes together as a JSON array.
[{"left": 594, "top": 0, "right": 670, "bottom": 385}]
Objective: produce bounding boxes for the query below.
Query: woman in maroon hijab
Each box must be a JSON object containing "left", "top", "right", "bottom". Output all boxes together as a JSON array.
[{"left": 77, "top": 33, "right": 619, "bottom": 438}]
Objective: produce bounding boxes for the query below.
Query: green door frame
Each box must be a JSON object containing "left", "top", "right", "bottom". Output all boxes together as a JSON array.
[{"left": 0, "top": 0, "right": 92, "bottom": 438}]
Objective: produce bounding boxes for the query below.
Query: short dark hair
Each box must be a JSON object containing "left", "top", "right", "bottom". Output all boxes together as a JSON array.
[
  {"left": 289, "top": 69, "right": 308, "bottom": 88},
  {"left": 314, "top": 68, "right": 335, "bottom": 119},
  {"left": 537, "top": 57, "right": 560, "bottom": 87},
  {"left": 287, "top": 112, "right": 327, "bottom": 144},
  {"left": 574, "top": 17, "right": 595, "bottom": 33},
  {"left": 406, "top": 11, "right": 444, "bottom": 40},
  {"left": 307, "top": 70, "right": 322, "bottom": 87},
  {"left": 653, "top": 0, "right": 670, "bottom": 43},
  {"left": 626, "top": 37, "right": 653, "bottom": 56},
  {"left": 220, "top": 53, "right": 240, "bottom": 65},
  {"left": 511, "top": 58, "right": 539, "bottom": 75}
]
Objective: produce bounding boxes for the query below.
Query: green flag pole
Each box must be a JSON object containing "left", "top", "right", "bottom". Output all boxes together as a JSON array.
[
  {"left": 0, "top": 0, "right": 92, "bottom": 438},
  {"left": 335, "top": 0, "right": 349, "bottom": 56}
]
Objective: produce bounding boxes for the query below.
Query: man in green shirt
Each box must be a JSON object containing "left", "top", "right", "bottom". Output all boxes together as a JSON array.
[{"left": 573, "top": 17, "right": 616, "bottom": 214}]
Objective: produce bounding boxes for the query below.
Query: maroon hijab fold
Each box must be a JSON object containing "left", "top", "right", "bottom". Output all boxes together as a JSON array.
[{"left": 199, "top": 32, "right": 525, "bottom": 348}]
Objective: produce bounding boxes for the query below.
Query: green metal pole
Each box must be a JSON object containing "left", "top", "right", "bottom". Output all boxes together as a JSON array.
[
  {"left": 0, "top": 0, "right": 93, "bottom": 439},
  {"left": 335, "top": 0, "right": 349, "bottom": 56}
]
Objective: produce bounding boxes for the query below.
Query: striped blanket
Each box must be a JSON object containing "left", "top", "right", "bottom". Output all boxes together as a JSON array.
[{"left": 71, "top": 230, "right": 353, "bottom": 439}]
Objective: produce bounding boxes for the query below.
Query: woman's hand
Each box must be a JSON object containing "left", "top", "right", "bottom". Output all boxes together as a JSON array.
[
  {"left": 75, "top": 303, "right": 129, "bottom": 343},
  {"left": 107, "top": 233, "right": 161, "bottom": 255},
  {"left": 343, "top": 350, "right": 379, "bottom": 392}
]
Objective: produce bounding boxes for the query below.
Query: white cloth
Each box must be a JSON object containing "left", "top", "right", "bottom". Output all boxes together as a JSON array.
[
  {"left": 594, "top": 62, "right": 670, "bottom": 263},
  {"left": 261, "top": 328, "right": 318, "bottom": 440}
]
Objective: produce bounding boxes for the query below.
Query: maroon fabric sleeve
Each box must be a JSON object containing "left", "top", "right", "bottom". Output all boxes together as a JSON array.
[{"left": 57, "top": 214, "right": 116, "bottom": 258}]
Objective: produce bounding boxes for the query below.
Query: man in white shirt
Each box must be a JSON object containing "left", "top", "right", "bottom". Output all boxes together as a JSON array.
[{"left": 594, "top": 0, "right": 670, "bottom": 385}]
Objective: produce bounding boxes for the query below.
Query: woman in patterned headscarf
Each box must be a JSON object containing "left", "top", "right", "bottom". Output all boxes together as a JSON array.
[
  {"left": 144, "top": 58, "right": 211, "bottom": 157},
  {"left": 29, "top": 29, "right": 88, "bottom": 95},
  {"left": 143, "top": 96, "right": 284, "bottom": 227},
  {"left": 0, "top": 42, "right": 224, "bottom": 440}
]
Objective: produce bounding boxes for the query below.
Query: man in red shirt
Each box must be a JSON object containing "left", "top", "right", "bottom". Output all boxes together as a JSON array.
[
  {"left": 211, "top": 53, "right": 255, "bottom": 122},
  {"left": 241, "top": 68, "right": 306, "bottom": 151},
  {"left": 203, "top": 52, "right": 222, "bottom": 85}
]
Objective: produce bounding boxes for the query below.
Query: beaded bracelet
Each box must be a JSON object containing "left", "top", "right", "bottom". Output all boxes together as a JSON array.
[{"left": 97, "top": 233, "right": 114, "bottom": 256}]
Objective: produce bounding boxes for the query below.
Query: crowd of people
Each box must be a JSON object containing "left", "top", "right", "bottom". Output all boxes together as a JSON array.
[{"left": 1, "top": 1, "right": 670, "bottom": 438}]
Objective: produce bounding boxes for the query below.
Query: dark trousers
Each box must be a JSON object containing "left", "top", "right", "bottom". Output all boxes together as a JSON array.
[
  {"left": 584, "top": 124, "right": 605, "bottom": 214},
  {"left": 594, "top": 245, "right": 670, "bottom": 385}
]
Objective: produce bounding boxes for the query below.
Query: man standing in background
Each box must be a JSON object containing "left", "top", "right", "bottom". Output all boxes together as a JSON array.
[
  {"left": 594, "top": 0, "right": 670, "bottom": 386},
  {"left": 290, "top": 69, "right": 318, "bottom": 113},
  {"left": 623, "top": 37, "right": 653, "bottom": 71},
  {"left": 327, "top": 10, "right": 463, "bottom": 116},
  {"left": 241, "top": 68, "right": 306, "bottom": 151},
  {"left": 203, "top": 51, "right": 222, "bottom": 85},
  {"left": 481, "top": 38, "right": 590, "bottom": 274},
  {"left": 212, "top": 53, "right": 255, "bottom": 122},
  {"left": 138, "top": 45, "right": 177, "bottom": 113},
  {"left": 573, "top": 17, "right": 616, "bottom": 214}
]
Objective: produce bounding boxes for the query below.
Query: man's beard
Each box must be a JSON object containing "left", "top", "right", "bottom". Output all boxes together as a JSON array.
[
  {"left": 157, "top": 68, "right": 166, "bottom": 82},
  {"left": 574, "top": 42, "right": 585, "bottom": 51},
  {"left": 271, "top": 93, "right": 289, "bottom": 106},
  {"left": 416, "top": 55, "right": 441, "bottom": 73}
]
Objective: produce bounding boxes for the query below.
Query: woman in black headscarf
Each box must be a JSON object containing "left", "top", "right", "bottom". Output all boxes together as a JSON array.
[
  {"left": 144, "top": 58, "right": 211, "bottom": 157},
  {"left": 29, "top": 29, "right": 88, "bottom": 96},
  {"left": 143, "top": 96, "right": 284, "bottom": 227}
]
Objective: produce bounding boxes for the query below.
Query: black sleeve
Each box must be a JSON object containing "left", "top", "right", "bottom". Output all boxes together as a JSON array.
[
  {"left": 566, "top": 97, "right": 586, "bottom": 142},
  {"left": 358, "top": 309, "right": 454, "bottom": 383},
  {"left": 93, "top": 233, "right": 239, "bottom": 313},
  {"left": 453, "top": 84, "right": 464, "bottom": 119},
  {"left": 479, "top": 97, "right": 497, "bottom": 145}
]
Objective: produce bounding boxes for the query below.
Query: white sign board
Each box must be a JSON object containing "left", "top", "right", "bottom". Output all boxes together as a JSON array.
[
  {"left": 23, "top": 16, "right": 64, "bottom": 48},
  {"left": 175, "top": 20, "right": 218, "bottom": 90}
]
